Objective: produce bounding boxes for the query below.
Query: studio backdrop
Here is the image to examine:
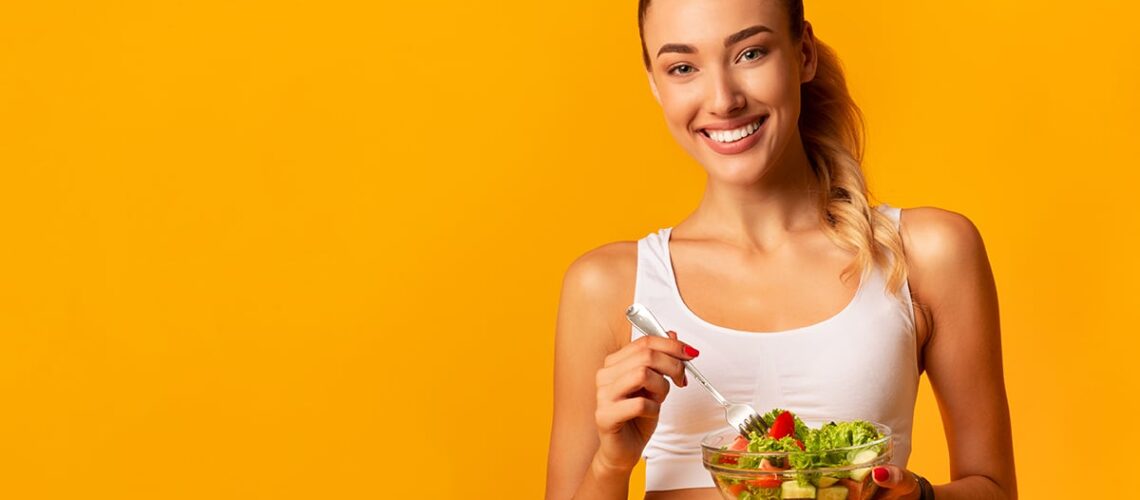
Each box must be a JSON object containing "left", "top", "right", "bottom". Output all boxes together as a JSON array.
[{"left": 0, "top": 1, "right": 1137, "bottom": 498}]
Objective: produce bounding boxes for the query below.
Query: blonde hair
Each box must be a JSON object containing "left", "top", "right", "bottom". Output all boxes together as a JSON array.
[{"left": 637, "top": 0, "right": 909, "bottom": 298}]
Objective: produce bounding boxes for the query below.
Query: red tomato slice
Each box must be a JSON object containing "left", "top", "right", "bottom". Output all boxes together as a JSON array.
[
  {"left": 726, "top": 482, "right": 747, "bottom": 496},
  {"left": 768, "top": 410, "right": 795, "bottom": 439},
  {"left": 747, "top": 475, "right": 782, "bottom": 489},
  {"left": 729, "top": 435, "right": 750, "bottom": 451},
  {"left": 719, "top": 453, "right": 740, "bottom": 465}
]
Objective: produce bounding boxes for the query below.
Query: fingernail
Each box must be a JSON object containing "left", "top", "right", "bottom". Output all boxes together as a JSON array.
[
  {"left": 683, "top": 345, "right": 700, "bottom": 357},
  {"left": 872, "top": 467, "right": 888, "bottom": 482}
]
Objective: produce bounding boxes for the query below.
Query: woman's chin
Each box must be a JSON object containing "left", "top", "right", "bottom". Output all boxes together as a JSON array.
[{"left": 701, "top": 155, "right": 770, "bottom": 185}]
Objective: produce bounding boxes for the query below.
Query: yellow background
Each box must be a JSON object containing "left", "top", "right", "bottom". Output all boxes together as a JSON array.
[{"left": 1, "top": 1, "right": 1137, "bottom": 498}]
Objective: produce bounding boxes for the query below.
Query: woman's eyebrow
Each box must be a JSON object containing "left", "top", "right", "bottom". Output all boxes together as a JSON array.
[
  {"left": 725, "top": 25, "right": 773, "bottom": 46},
  {"left": 656, "top": 25, "right": 774, "bottom": 59}
]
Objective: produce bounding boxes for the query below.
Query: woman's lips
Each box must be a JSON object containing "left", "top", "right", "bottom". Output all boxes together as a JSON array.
[{"left": 698, "top": 115, "right": 767, "bottom": 155}]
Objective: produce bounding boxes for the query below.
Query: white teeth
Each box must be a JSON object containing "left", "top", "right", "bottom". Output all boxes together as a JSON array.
[{"left": 705, "top": 117, "right": 764, "bottom": 143}]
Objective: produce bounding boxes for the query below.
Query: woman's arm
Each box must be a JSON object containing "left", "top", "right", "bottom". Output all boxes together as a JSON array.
[
  {"left": 545, "top": 242, "right": 695, "bottom": 500},
  {"left": 545, "top": 243, "right": 635, "bottom": 500},
  {"left": 901, "top": 207, "right": 1018, "bottom": 500}
]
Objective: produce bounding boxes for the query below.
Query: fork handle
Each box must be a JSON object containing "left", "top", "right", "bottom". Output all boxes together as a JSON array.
[
  {"left": 678, "top": 359, "right": 729, "bottom": 407},
  {"left": 626, "top": 303, "right": 730, "bottom": 408}
]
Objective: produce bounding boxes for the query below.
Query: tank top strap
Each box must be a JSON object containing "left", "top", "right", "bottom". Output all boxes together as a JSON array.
[
  {"left": 632, "top": 228, "right": 677, "bottom": 342},
  {"left": 874, "top": 203, "right": 918, "bottom": 332},
  {"left": 877, "top": 202, "right": 902, "bottom": 229}
]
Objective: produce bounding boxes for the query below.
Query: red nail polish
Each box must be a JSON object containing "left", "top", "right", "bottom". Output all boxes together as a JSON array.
[
  {"left": 683, "top": 345, "right": 700, "bottom": 357},
  {"left": 873, "top": 467, "right": 888, "bottom": 482}
]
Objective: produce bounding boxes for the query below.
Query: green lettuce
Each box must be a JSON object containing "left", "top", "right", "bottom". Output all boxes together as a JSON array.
[{"left": 789, "top": 420, "right": 882, "bottom": 486}]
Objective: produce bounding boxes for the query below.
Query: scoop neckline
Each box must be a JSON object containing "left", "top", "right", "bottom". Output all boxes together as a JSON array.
[{"left": 660, "top": 226, "right": 867, "bottom": 337}]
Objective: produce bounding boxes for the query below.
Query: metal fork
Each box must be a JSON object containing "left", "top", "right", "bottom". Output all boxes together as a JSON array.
[{"left": 625, "top": 303, "right": 768, "bottom": 438}]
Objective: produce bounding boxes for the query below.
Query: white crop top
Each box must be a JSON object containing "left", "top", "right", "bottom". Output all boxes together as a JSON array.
[{"left": 631, "top": 204, "right": 920, "bottom": 491}]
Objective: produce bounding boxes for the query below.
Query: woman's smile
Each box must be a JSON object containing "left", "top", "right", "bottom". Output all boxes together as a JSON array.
[{"left": 696, "top": 114, "right": 768, "bottom": 155}]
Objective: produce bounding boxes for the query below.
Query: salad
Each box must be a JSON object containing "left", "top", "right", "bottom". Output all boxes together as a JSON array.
[{"left": 703, "top": 409, "right": 890, "bottom": 500}]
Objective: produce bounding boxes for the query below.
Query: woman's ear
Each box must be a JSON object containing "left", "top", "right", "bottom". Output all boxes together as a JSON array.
[
  {"left": 799, "top": 21, "right": 818, "bottom": 84},
  {"left": 646, "top": 71, "right": 661, "bottom": 105}
]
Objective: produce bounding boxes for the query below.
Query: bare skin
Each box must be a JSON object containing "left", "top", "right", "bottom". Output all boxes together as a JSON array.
[{"left": 546, "top": 0, "right": 1016, "bottom": 499}]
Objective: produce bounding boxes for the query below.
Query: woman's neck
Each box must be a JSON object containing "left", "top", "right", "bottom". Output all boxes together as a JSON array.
[{"left": 679, "top": 137, "right": 822, "bottom": 252}]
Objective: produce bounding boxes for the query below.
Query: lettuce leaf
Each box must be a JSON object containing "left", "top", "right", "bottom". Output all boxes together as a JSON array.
[{"left": 804, "top": 420, "right": 881, "bottom": 454}]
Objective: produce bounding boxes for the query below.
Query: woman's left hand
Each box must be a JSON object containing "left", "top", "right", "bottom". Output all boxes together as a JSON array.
[{"left": 870, "top": 465, "right": 922, "bottom": 500}]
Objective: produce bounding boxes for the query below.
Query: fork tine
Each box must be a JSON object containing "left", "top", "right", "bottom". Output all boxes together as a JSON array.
[{"left": 746, "top": 414, "right": 767, "bottom": 435}]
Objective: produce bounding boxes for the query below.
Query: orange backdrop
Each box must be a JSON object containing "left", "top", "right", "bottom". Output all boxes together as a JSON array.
[{"left": 1, "top": 1, "right": 1137, "bottom": 498}]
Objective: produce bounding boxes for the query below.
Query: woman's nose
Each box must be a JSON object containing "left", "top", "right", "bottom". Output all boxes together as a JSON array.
[{"left": 707, "top": 70, "right": 746, "bottom": 115}]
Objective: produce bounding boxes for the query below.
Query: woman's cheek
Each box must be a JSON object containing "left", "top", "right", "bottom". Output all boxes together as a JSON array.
[{"left": 662, "top": 89, "right": 702, "bottom": 129}]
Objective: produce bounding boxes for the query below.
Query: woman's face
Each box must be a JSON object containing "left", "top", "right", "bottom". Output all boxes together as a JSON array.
[{"left": 642, "top": 0, "right": 815, "bottom": 185}]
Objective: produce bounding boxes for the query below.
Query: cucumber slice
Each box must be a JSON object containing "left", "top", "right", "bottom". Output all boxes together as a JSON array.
[
  {"left": 817, "top": 476, "right": 839, "bottom": 488},
  {"left": 781, "top": 480, "right": 817, "bottom": 499},
  {"left": 849, "top": 450, "right": 880, "bottom": 481}
]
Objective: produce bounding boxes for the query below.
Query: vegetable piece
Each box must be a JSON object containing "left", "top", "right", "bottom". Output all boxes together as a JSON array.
[
  {"left": 768, "top": 411, "right": 795, "bottom": 439},
  {"left": 747, "top": 476, "right": 782, "bottom": 489},
  {"left": 760, "top": 408, "right": 810, "bottom": 440},
  {"left": 725, "top": 482, "right": 747, "bottom": 496},
  {"left": 848, "top": 450, "right": 879, "bottom": 481},
  {"left": 817, "top": 476, "right": 839, "bottom": 488},
  {"left": 729, "top": 435, "right": 750, "bottom": 451},
  {"left": 758, "top": 458, "right": 786, "bottom": 471},
  {"left": 719, "top": 435, "right": 751, "bottom": 465},
  {"left": 781, "top": 480, "right": 817, "bottom": 499}
]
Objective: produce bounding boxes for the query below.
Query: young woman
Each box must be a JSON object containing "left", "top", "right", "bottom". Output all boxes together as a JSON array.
[{"left": 545, "top": 0, "right": 1016, "bottom": 499}]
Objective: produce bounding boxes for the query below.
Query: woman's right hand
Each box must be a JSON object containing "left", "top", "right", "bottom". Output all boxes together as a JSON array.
[{"left": 592, "top": 331, "right": 698, "bottom": 474}]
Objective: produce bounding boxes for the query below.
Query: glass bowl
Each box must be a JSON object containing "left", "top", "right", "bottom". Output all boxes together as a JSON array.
[{"left": 700, "top": 423, "right": 893, "bottom": 500}]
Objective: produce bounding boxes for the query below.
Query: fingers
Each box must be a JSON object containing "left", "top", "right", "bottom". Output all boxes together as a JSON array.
[
  {"left": 598, "top": 343, "right": 688, "bottom": 389},
  {"left": 605, "top": 331, "right": 697, "bottom": 368},
  {"left": 595, "top": 397, "right": 661, "bottom": 433},
  {"left": 593, "top": 330, "right": 697, "bottom": 435},
  {"left": 870, "top": 465, "right": 919, "bottom": 499},
  {"left": 609, "top": 366, "right": 672, "bottom": 403}
]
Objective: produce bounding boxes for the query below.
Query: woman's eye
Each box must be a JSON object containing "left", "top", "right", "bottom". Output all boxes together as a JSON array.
[
  {"left": 668, "top": 64, "right": 695, "bottom": 76},
  {"left": 739, "top": 48, "right": 768, "bottom": 62}
]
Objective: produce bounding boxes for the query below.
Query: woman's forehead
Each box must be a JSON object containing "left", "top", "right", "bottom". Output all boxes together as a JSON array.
[{"left": 643, "top": 0, "right": 787, "bottom": 46}]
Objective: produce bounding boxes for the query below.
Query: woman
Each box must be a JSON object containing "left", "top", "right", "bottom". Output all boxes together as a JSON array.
[{"left": 545, "top": 0, "right": 1017, "bottom": 498}]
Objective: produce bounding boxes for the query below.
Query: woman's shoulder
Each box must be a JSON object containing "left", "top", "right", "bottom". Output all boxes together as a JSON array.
[
  {"left": 558, "top": 241, "right": 639, "bottom": 344},
  {"left": 561, "top": 240, "right": 638, "bottom": 299},
  {"left": 897, "top": 206, "right": 987, "bottom": 263},
  {"left": 896, "top": 206, "right": 991, "bottom": 302}
]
